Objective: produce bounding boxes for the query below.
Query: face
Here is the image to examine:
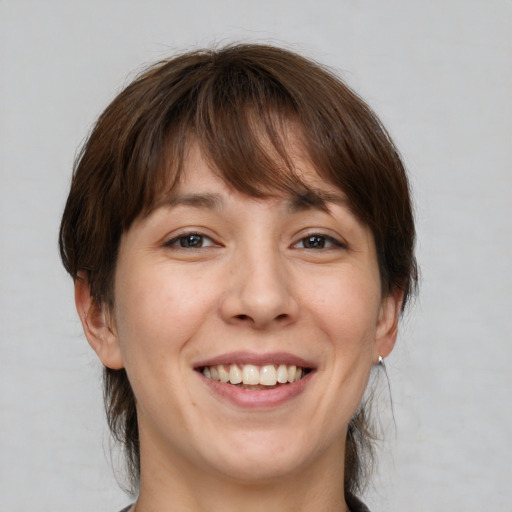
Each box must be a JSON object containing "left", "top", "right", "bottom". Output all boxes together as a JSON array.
[{"left": 80, "top": 138, "right": 400, "bottom": 485}]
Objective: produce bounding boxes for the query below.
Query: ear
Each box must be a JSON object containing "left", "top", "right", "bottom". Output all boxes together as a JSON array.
[
  {"left": 374, "top": 289, "right": 404, "bottom": 363},
  {"left": 74, "top": 274, "right": 124, "bottom": 370}
]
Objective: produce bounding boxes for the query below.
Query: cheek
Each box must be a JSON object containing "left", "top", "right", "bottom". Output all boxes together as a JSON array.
[
  {"left": 304, "top": 269, "right": 382, "bottom": 345},
  {"left": 113, "top": 264, "right": 221, "bottom": 362}
]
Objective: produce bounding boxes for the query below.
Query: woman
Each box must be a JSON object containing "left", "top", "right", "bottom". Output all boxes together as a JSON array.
[{"left": 59, "top": 44, "right": 417, "bottom": 512}]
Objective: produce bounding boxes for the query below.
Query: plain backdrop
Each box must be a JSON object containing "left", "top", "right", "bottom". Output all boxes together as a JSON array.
[{"left": 1, "top": 1, "right": 511, "bottom": 511}]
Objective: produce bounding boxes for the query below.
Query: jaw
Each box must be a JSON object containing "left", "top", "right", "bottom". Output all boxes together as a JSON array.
[
  {"left": 137, "top": 423, "right": 348, "bottom": 512},
  {"left": 134, "top": 354, "right": 362, "bottom": 512}
]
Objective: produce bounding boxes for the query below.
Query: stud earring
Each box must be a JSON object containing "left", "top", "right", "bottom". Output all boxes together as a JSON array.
[{"left": 378, "top": 355, "right": 384, "bottom": 366}]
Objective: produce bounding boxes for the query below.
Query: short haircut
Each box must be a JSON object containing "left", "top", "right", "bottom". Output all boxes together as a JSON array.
[{"left": 59, "top": 43, "right": 417, "bottom": 496}]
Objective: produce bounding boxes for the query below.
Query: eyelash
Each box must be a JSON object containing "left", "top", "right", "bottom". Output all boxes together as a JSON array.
[
  {"left": 292, "top": 234, "right": 346, "bottom": 250},
  {"left": 164, "top": 232, "right": 218, "bottom": 249},
  {"left": 164, "top": 232, "right": 346, "bottom": 251}
]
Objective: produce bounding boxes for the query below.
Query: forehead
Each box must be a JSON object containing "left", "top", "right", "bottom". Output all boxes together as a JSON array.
[
  {"left": 154, "top": 138, "right": 350, "bottom": 213},
  {"left": 184, "top": 137, "right": 319, "bottom": 186}
]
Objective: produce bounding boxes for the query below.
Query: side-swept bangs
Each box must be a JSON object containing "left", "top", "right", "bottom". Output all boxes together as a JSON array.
[
  {"left": 59, "top": 44, "right": 418, "bottom": 495},
  {"left": 60, "top": 44, "right": 416, "bottom": 310}
]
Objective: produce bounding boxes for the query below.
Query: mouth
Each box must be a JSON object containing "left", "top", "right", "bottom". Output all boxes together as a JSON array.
[{"left": 197, "top": 363, "right": 312, "bottom": 390}]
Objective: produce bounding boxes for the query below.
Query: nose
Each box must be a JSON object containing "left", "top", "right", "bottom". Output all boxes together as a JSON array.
[{"left": 219, "top": 243, "right": 299, "bottom": 329}]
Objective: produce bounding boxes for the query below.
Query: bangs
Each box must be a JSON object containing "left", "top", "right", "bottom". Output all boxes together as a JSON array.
[
  {"left": 61, "top": 44, "right": 415, "bottom": 308},
  {"left": 113, "top": 45, "right": 387, "bottom": 228},
  {"left": 142, "top": 71, "right": 328, "bottom": 217},
  {"left": 60, "top": 45, "right": 417, "bottom": 495}
]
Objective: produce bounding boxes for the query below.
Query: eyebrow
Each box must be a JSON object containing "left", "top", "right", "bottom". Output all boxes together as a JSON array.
[
  {"left": 153, "top": 190, "right": 347, "bottom": 213},
  {"left": 156, "top": 193, "right": 225, "bottom": 210},
  {"left": 287, "top": 190, "right": 348, "bottom": 213}
]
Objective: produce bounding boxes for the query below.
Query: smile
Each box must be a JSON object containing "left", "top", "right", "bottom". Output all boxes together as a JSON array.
[
  {"left": 195, "top": 354, "right": 315, "bottom": 407},
  {"left": 200, "top": 364, "right": 310, "bottom": 388}
]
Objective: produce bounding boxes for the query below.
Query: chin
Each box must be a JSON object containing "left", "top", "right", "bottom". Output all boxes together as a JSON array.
[
  {"left": 214, "top": 453, "right": 308, "bottom": 485},
  {"left": 199, "top": 429, "right": 322, "bottom": 484}
]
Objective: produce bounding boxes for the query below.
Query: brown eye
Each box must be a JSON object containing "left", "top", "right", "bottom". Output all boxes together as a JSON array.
[
  {"left": 294, "top": 234, "right": 345, "bottom": 250},
  {"left": 179, "top": 234, "right": 204, "bottom": 248},
  {"left": 165, "top": 233, "right": 217, "bottom": 249},
  {"left": 303, "top": 235, "right": 327, "bottom": 249}
]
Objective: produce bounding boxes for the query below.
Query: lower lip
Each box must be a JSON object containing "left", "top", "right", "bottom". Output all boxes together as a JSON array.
[{"left": 199, "top": 372, "right": 313, "bottom": 409}]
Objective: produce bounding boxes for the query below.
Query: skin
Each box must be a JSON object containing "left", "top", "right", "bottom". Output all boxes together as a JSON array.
[{"left": 76, "top": 139, "right": 402, "bottom": 512}]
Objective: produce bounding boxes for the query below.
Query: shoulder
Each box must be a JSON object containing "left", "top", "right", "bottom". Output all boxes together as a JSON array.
[
  {"left": 118, "top": 498, "right": 370, "bottom": 512},
  {"left": 346, "top": 492, "right": 371, "bottom": 512}
]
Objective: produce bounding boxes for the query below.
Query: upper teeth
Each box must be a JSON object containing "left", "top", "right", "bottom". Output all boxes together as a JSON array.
[{"left": 202, "top": 364, "right": 304, "bottom": 386}]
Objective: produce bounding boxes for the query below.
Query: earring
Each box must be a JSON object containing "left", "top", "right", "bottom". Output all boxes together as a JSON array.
[{"left": 378, "top": 355, "right": 384, "bottom": 366}]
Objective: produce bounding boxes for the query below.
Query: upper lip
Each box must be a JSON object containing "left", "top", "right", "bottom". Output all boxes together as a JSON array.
[{"left": 194, "top": 351, "right": 316, "bottom": 369}]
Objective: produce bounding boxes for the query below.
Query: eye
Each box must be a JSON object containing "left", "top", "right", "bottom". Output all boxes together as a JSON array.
[
  {"left": 293, "top": 234, "right": 345, "bottom": 250},
  {"left": 165, "top": 233, "right": 217, "bottom": 249}
]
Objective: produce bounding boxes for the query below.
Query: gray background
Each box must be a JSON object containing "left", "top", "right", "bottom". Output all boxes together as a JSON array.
[{"left": 1, "top": 1, "right": 511, "bottom": 511}]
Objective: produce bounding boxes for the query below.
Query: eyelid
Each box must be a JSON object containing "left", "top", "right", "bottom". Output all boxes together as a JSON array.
[
  {"left": 292, "top": 231, "right": 348, "bottom": 250},
  {"left": 162, "top": 228, "right": 347, "bottom": 251},
  {"left": 163, "top": 230, "right": 220, "bottom": 249}
]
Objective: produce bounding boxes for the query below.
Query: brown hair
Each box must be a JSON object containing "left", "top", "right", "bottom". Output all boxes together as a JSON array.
[{"left": 59, "top": 43, "right": 417, "bottom": 496}]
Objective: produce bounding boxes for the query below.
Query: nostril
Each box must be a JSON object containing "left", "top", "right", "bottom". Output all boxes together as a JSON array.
[{"left": 235, "top": 313, "right": 288, "bottom": 322}]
